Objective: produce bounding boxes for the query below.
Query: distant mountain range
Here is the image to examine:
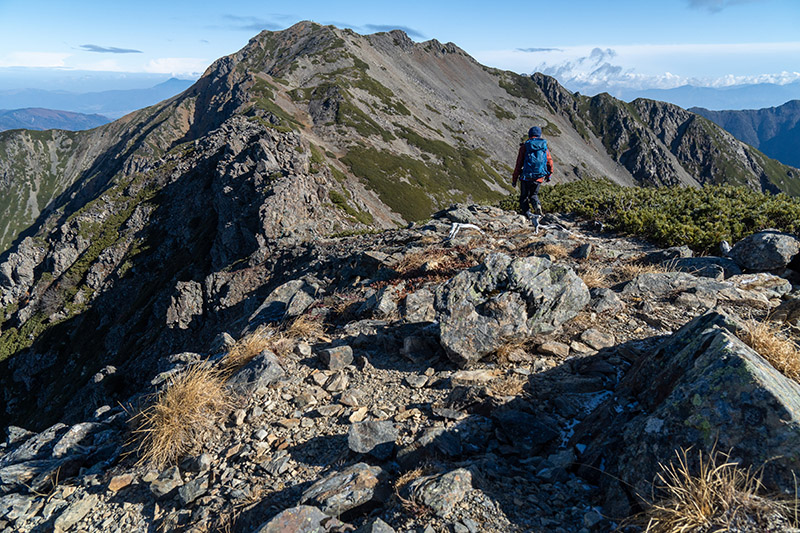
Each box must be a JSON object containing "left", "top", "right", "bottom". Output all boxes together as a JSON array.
[
  {"left": 0, "top": 108, "right": 110, "bottom": 132},
  {"left": 0, "top": 78, "right": 195, "bottom": 118},
  {"left": 691, "top": 100, "right": 800, "bottom": 169},
  {"left": 570, "top": 81, "right": 800, "bottom": 112}
]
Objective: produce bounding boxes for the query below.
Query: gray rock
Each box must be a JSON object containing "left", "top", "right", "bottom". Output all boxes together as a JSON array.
[
  {"left": 408, "top": 468, "right": 472, "bottom": 517},
  {"left": 573, "top": 243, "right": 592, "bottom": 259},
  {"left": 537, "top": 341, "right": 570, "bottom": 358},
  {"left": 317, "top": 345, "right": 354, "bottom": 370},
  {"left": 323, "top": 370, "right": 349, "bottom": 393},
  {"left": 149, "top": 466, "right": 183, "bottom": 499},
  {"left": 226, "top": 349, "right": 285, "bottom": 394},
  {"left": 181, "top": 453, "right": 212, "bottom": 473},
  {"left": 0, "top": 423, "right": 67, "bottom": 467},
  {"left": 348, "top": 421, "right": 398, "bottom": 458},
  {"left": 588, "top": 288, "right": 623, "bottom": 314},
  {"left": 4, "top": 427, "right": 33, "bottom": 446},
  {"left": 178, "top": 475, "right": 209, "bottom": 505},
  {"left": 53, "top": 493, "right": 97, "bottom": 532},
  {"left": 166, "top": 280, "right": 204, "bottom": 329},
  {"left": 254, "top": 505, "right": 345, "bottom": 533},
  {"left": 573, "top": 310, "right": 800, "bottom": 510},
  {"left": 579, "top": 329, "right": 615, "bottom": 350},
  {"left": 435, "top": 253, "right": 589, "bottom": 367},
  {"left": 248, "top": 277, "right": 321, "bottom": 325},
  {"left": 357, "top": 517, "right": 396, "bottom": 533},
  {"left": 0, "top": 493, "right": 34, "bottom": 521},
  {"left": 210, "top": 332, "right": 236, "bottom": 353},
  {"left": 0, "top": 459, "right": 66, "bottom": 492},
  {"left": 670, "top": 256, "right": 742, "bottom": 279},
  {"left": 643, "top": 245, "right": 693, "bottom": 264},
  {"left": 773, "top": 296, "right": 800, "bottom": 327},
  {"left": 51, "top": 422, "right": 101, "bottom": 458},
  {"left": 728, "top": 230, "right": 800, "bottom": 271},
  {"left": 404, "top": 288, "right": 435, "bottom": 322},
  {"left": 300, "top": 462, "right": 384, "bottom": 516}
]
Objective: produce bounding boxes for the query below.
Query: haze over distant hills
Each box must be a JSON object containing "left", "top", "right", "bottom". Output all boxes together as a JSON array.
[
  {"left": 604, "top": 81, "right": 800, "bottom": 111},
  {"left": 0, "top": 78, "right": 195, "bottom": 118},
  {"left": 0, "top": 108, "right": 110, "bottom": 132},
  {"left": 691, "top": 100, "right": 800, "bottom": 169}
]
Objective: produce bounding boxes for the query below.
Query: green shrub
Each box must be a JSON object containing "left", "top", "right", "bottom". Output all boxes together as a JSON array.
[{"left": 499, "top": 178, "right": 800, "bottom": 253}]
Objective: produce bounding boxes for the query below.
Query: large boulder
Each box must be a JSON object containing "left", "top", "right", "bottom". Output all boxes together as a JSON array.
[
  {"left": 728, "top": 230, "right": 800, "bottom": 271},
  {"left": 434, "top": 253, "right": 589, "bottom": 367},
  {"left": 572, "top": 310, "right": 800, "bottom": 516}
]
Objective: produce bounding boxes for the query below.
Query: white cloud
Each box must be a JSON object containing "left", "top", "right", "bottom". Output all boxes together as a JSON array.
[
  {"left": 475, "top": 42, "right": 800, "bottom": 90},
  {"left": 0, "top": 51, "right": 71, "bottom": 68},
  {"left": 143, "top": 57, "right": 210, "bottom": 76}
]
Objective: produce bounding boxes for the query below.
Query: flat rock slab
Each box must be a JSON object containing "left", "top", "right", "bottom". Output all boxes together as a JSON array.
[
  {"left": 300, "top": 463, "right": 383, "bottom": 516},
  {"left": 53, "top": 494, "right": 97, "bottom": 532},
  {"left": 435, "top": 253, "right": 589, "bottom": 367},
  {"left": 348, "top": 421, "right": 398, "bottom": 459},
  {"left": 572, "top": 310, "right": 800, "bottom": 513},
  {"left": 254, "top": 505, "right": 345, "bottom": 533}
]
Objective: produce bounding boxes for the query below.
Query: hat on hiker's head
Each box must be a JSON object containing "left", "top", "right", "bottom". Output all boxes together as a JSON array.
[{"left": 528, "top": 126, "right": 542, "bottom": 137}]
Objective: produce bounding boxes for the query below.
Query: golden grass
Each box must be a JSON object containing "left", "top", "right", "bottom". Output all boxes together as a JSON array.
[
  {"left": 637, "top": 448, "right": 794, "bottom": 533},
  {"left": 614, "top": 261, "right": 673, "bottom": 283},
  {"left": 579, "top": 263, "right": 609, "bottom": 289},
  {"left": 488, "top": 374, "right": 528, "bottom": 397},
  {"left": 493, "top": 338, "right": 530, "bottom": 365},
  {"left": 539, "top": 243, "right": 568, "bottom": 259},
  {"left": 131, "top": 363, "right": 230, "bottom": 469},
  {"left": 738, "top": 319, "right": 800, "bottom": 382},
  {"left": 220, "top": 314, "right": 325, "bottom": 372},
  {"left": 394, "top": 246, "right": 455, "bottom": 275},
  {"left": 220, "top": 325, "right": 273, "bottom": 374}
]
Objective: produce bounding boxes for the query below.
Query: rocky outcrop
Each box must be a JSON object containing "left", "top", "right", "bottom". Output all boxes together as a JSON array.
[
  {"left": 573, "top": 310, "right": 800, "bottom": 515},
  {"left": 435, "top": 253, "right": 589, "bottom": 367}
]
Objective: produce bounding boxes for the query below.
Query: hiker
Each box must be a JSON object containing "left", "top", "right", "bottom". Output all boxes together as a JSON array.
[{"left": 511, "top": 126, "right": 553, "bottom": 228}]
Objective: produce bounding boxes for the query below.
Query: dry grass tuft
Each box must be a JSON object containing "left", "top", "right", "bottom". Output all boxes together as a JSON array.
[
  {"left": 614, "top": 261, "right": 673, "bottom": 283},
  {"left": 579, "top": 263, "right": 609, "bottom": 289},
  {"left": 131, "top": 363, "right": 230, "bottom": 469},
  {"left": 394, "top": 246, "right": 456, "bottom": 276},
  {"left": 394, "top": 466, "right": 437, "bottom": 518},
  {"left": 538, "top": 243, "right": 568, "bottom": 259},
  {"left": 637, "top": 447, "right": 795, "bottom": 533},
  {"left": 284, "top": 313, "right": 324, "bottom": 341},
  {"left": 738, "top": 319, "right": 800, "bottom": 382},
  {"left": 220, "top": 325, "right": 273, "bottom": 374},
  {"left": 493, "top": 338, "right": 530, "bottom": 365},
  {"left": 489, "top": 374, "right": 528, "bottom": 397},
  {"left": 220, "top": 314, "right": 325, "bottom": 372}
]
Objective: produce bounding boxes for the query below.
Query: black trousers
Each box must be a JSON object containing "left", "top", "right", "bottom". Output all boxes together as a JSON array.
[{"left": 519, "top": 179, "right": 542, "bottom": 215}]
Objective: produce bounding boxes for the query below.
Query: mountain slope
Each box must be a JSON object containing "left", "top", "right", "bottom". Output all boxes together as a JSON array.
[
  {"left": 0, "top": 108, "right": 110, "bottom": 132},
  {"left": 691, "top": 100, "right": 800, "bottom": 169},
  {"left": 0, "top": 22, "right": 799, "bottom": 430}
]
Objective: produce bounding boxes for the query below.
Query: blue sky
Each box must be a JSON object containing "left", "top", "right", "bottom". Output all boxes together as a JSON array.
[{"left": 0, "top": 0, "right": 798, "bottom": 92}]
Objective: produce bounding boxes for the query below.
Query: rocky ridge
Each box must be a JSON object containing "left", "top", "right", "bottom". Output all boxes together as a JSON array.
[{"left": 1, "top": 204, "right": 800, "bottom": 532}]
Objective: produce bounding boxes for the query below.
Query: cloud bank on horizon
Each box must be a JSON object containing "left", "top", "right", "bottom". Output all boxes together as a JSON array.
[{"left": 0, "top": 0, "right": 796, "bottom": 94}]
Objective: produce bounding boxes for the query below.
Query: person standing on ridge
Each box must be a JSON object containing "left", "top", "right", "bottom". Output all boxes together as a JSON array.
[{"left": 511, "top": 126, "right": 553, "bottom": 230}]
